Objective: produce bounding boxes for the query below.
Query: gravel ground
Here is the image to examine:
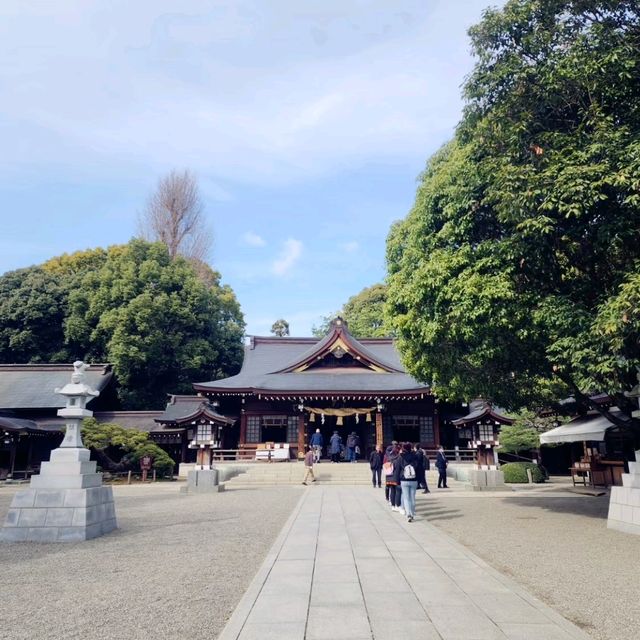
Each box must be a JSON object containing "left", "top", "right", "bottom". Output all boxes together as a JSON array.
[
  {"left": 0, "top": 483, "right": 302, "bottom": 640},
  {"left": 416, "top": 487, "right": 640, "bottom": 640}
]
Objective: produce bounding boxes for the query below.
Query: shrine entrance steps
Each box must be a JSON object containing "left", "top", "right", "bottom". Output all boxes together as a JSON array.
[{"left": 224, "top": 461, "right": 373, "bottom": 487}]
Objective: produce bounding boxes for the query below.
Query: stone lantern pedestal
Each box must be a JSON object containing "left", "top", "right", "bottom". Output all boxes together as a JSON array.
[
  {"left": 1, "top": 362, "right": 117, "bottom": 542},
  {"left": 607, "top": 449, "right": 640, "bottom": 536}
]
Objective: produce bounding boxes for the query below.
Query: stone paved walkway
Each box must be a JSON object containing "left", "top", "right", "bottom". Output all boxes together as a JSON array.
[{"left": 218, "top": 486, "right": 591, "bottom": 640}]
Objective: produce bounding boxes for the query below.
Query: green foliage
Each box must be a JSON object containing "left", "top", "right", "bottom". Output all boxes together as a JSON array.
[
  {"left": 386, "top": 1, "right": 640, "bottom": 424},
  {"left": 0, "top": 239, "right": 245, "bottom": 409},
  {"left": 128, "top": 442, "right": 175, "bottom": 477},
  {"left": 82, "top": 417, "right": 175, "bottom": 476},
  {"left": 499, "top": 424, "right": 539, "bottom": 455},
  {"left": 271, "top": 319, "right": 290, "bottom": 337},
  {"left": 0, "top": 266, "right": 71, "bottom": 363},
  {"left": 502, "top": 462, "right": 546, "bottom": 484},
  {"left": 312, "top": 284, "right": 389, "bottom": 338},
  {"left": 343, "top": 284, "right": 389, "bottom": 338}
]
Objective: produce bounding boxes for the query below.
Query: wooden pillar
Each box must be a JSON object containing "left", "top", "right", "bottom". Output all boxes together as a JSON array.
[
  {"left": 239, "top": 412, "right": 247, "bottom": 447},
  {"left": 375, "top": 412, "right": 383, "bottom": 448},
  {"left": 297, "top": 415, "right": 305, "bottom": 459},
  {"left": 181, "top": 430, "right": 188, "bottom": 463},
  {"left": 8, "top": 439, "right": 17, "bottom": 478},
  {"left": 433, "top": 408, "right": 441, "bottom": 447}
]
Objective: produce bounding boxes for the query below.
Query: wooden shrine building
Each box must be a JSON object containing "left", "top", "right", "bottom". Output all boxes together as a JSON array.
[{"left": 155, "top": 318, "right": 440, "bottom": 460}]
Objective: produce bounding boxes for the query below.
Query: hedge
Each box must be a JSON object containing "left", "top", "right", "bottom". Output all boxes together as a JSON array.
[{"left": 502, "top": 462, "right": 546, "bottom": 483}]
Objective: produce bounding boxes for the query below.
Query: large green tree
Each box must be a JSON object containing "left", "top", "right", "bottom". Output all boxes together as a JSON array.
[
  {"left": 0, "top": 240, "right": 244, "bottom": 409},
  {"left": 386, "top": 1, "right": 640, "bottom": 428},
  {"left": 312, "top": 284, "right": 389, "bottom": 338},
  {"left": 65, "top": 240, "right": 244, "bottom": 408}
]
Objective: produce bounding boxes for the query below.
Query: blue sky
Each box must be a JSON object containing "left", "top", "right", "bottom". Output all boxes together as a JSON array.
[{"left": 0, "top": 1, "right": 501, "bottom": 336}]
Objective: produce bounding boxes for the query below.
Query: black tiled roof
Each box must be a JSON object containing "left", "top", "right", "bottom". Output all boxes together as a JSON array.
[
  {"left": 0, "top": 364, "right": 113, "bottom": 410},
  {"left": 194, "top": 332, "right": 429, "bottom": 396}
]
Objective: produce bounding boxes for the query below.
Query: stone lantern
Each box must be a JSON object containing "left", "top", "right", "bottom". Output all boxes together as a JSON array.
[{"left": 1, "top": 362, "right": 117, "bottom": 542}]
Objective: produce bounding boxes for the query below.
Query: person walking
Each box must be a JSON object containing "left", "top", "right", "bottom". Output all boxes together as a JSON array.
[
  {"left": 369, "top": 445, "right": 383, "bottom": 488},
  {"left": 346, "top": 431, "right": 360, "bottom": 463},
  {"left": 416, "top": 444, "right": 430, "bottom": 493},
  {"left": 329, "top": 431, "right": 342, "bottom": 463},
  {"left": 302, "top": 445, "right": 316, "bottom": 485},
  {"left": 436, "top": 445, "right": 448, "bottom": 488},
  {"left": 385, "top": 444, "right": 402, "bottom": 511},
  {"left": 310, "top": 428, "right": 324, "bottom": 463},
  {"left": 399, "top": 442, "right": 422, "bottom": 522}
]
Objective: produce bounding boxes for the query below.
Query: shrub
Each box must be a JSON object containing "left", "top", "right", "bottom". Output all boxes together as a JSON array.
[{"left": 502, "top": 462, "right": 545, "bottom": 484}]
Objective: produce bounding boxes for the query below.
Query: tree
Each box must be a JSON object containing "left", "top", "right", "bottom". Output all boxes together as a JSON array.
[
  {"left": 81, "top": 418, "right": 175, "bottom": 476},
  {"left": 0, "top": 266, "right": 70, "bottom": 363},
  {"left": 386, "top": 1, "right": 640, "bottom": 430},
  {"left": 342, "top": 284, "right": 389, "bottom": 338},
  {"left": 138, "top": 169, "right": 213, "bottom": 263},
  {"left": 271, "top": 319, "right": 290, "bottom": 337},
  {"left": 310, "top": 284, "right": 389, "bottom": 339},
  {"left": 65, "top": 239, "right": 245, "bottom": 409}
]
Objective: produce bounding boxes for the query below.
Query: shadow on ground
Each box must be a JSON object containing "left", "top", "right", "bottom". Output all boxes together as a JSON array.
[{"left": 503, "top": 495, "right": 610, "bottom": 520}]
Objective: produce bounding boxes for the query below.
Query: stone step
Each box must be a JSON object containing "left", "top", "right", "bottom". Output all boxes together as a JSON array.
[
  {"left": 635, "top": 449, "right": 640, "bottom": 463},
  {"left": 622, "top": 473, "right": 640, "bottom": 488},
  {"left": 629, "top": 461, "right": 639, "bottom": 475}
]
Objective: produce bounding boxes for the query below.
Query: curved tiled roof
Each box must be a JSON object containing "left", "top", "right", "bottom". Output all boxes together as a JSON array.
[{"left": 194, "top": 321, "right": 429, "bottom": 397}]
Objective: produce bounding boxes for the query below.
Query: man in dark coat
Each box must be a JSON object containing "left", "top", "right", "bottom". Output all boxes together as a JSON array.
[
  {"left": 436, "top": 445, "right": 448, "bottom": 488},
  {"left": 369, "top": 445, "right": 383, "bottom": 488},
  {"left": 329, "top": 431, "right": 342, "bottom": 463},
  {"left": 416, "top": 444, "right": 430, "bottom": 493}
]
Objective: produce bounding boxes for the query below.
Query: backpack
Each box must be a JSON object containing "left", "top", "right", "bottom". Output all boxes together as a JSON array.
[
  {"left": 382, "top": 461, "right": 394, "bottom": 476},
  {"left": 403, "top": 463, "right": 416, "bottom": 480}
]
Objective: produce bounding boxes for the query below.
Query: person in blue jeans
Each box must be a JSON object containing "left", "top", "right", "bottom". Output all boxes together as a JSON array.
[
  {"left": 346, "top": 431, "right": 360, "bottom": 463},
  {"left": 398, "top": 442, "right": 422, "bottom": 522},
  {"left": 309, "top": 428, "right": 324, "bottom": 463}
]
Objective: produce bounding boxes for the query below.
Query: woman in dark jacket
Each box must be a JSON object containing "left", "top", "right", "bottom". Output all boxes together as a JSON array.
[
  {"left": 329, "top": 431, "right": 342, "bottom": 463},
  {"left": 385, "top": 444, "right": 402, "bottom": 511},
  {"left": 369, "top": 445, "right": 383, "bottom": 488},
  {"left": 397, "top": 442, "right": 422, "bottom": 522}
]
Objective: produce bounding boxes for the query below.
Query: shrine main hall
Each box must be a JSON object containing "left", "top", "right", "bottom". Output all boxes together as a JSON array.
[{"left": 156, "top": 318, "right": 461, "bottom": 460}]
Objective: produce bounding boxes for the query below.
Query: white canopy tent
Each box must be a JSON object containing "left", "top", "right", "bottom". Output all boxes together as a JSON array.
[{"left": 540, "top": 409, "right": 623, "bottom": 444}]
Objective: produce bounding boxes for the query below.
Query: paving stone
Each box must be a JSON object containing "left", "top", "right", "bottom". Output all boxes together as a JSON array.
[
  {"left": 238, "top": 621, "right": 306, "bottom": 640},
  {"left": 306, "top": 604, "right": 371, "bottom": 640},
  {"left": 310, "top": 582, "right": 364, "bottom": 606},
  {"left": 498, "top": 623, "right": 572, "bottom": 640}
]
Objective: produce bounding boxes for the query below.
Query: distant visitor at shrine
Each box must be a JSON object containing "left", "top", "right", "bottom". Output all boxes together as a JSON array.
[{"left": 155, "top": 318, "right": 461, "bottom": 460}]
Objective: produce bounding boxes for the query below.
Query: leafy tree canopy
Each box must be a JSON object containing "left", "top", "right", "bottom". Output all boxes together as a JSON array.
[
  {"left": 81, "top": 417, "right": 175, "bottom": 476},
  {"left": 312, "top": 284, "right": 389, "bottom": 338},
  {"left": 271, "top": 319, "right": 290, "bottom": 337},
  {"left": 0, "top": 240, "right": 245, "bottom": 409},
  {"left": 386, "top": 0, "right": 640, "bottom": 428}
]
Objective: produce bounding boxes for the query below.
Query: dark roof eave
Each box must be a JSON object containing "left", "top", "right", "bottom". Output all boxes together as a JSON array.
[
  {"left": 452, "top": 407, "right": 514, "bottom": 426},
  {"left": 154, "top": 405, "right": 235, "bottom": 426},
  {"left": 193, "top": 385, "right": 430, "bottom": 398}
]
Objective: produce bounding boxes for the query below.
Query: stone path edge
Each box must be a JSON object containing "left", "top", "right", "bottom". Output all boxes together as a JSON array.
[
  {"left": 217, "top": 488, "right": 306, "bottom": 640},
  {"left": 397, "top": 513, "right": 592, "bottom": 640}
]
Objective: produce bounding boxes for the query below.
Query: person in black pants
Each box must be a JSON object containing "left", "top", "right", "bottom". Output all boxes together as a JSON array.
[
  {"left": 369, "top": 445, "right": 383, "bottom": 488},
  {"left": 416, "top": 444, "right": 430, "bottom": 493},
  {"left": 436, "top": 445, "right": 448, "bottom": 488}
]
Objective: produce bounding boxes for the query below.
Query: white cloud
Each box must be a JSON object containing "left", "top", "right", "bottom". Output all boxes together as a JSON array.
[
  {"left": 342, "top": 241, "right": 359, "bottom": 253},
  {"left": 271, "top": 238, "right": 303, "bottom": 277},
  {"left": 0, "top": 1, "right": 498, "bottom": 186},
  {"left": 242, "top": 231, "right": 266, "bottom": 247}
]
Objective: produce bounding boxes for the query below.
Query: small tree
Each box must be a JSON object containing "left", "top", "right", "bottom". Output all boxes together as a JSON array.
[
  {"left": 499, "top": 424, "right": 540, "bottom": 457},
  {"left": 138, "top": 169, "right": 213, "bottom": 263},
  {"left": 81, "top": 418, "right": 175, "bottom": 477},
  {"left": 271, "top": 319, "right": 290, "bottom": 337}
]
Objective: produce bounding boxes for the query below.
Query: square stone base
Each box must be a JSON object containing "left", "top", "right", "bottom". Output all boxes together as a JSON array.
[
  {"left": 607, "top": 484, "right": 640, "bottom": 536},
  {"left": 467, "top": 469, "right": 506, "bottom": 491},
  {"left": 182, "top": 469, "right": 223, "bottom": 493},
  {"left": 1, "top": 485, "right": 117, "bottom": 542}
]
